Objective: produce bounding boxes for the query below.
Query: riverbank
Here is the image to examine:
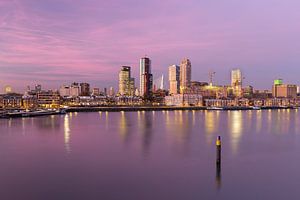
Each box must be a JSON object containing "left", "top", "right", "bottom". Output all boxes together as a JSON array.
[
  {"left": 1, "top": 106, "right": 297, "bottom": 119},
  {"left": 65, "top": 105, "right": 298, "bottom": 113}
]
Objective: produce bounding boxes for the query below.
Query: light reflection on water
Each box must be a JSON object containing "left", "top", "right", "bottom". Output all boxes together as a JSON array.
[
  {"left": 64, "top": 114, "right": 71, "bottom": 154},
  {"left": 0, "top": 110, "right": 300, "bottom": 199}
]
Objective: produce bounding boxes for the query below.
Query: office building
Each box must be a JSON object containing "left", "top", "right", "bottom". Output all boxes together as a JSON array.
[
  {"left": 119, "top": 66, "right": 135, "bottom": 96},
  {"left": 80, "top": 83, "right": 90, "bottom": 96},
  {"left": 169, "top": 65, "right": 180, "bottom": 95},
  {"left": 231, "top": 69, "right": 242, "bottom": 97},
  {"left": 180, "top": 58, "right": 191, "bottom": 93},
  {"left": 139, "top": 57, "right": 153, "bottom": 97}
]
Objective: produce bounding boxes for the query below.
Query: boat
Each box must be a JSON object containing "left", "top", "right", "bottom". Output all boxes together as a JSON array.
[
  {"left": 251, "top": 106, "right": 261, "bottom": 110},
  {"left": 207, "top": 106, "right": 224, "bottom": 110}
]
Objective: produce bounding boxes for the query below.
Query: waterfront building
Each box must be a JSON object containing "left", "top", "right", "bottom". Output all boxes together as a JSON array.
[
  {"left": 180, "top": 58, "right": 191, "bottom": 94},
  {"left": 231, "top": 69, "right": 243, "bottom": 97},
  {"left": 168, "top": 65, "right": 180, "bottom": 95},
  {"left": 0, "top": 93, "right": 23, "bottom": 109},
  {"left": 22, "top": 95, "right": 38, "bottom": 109},
  {"left": 37, "top": 90, "right": 61, "bottom": 108},
  {"left": 165, "top": 94, "right": 202, "bottom": 106},
  {"left": 80, "top": 83, "right": 90, "bottom": 96},
  {"left": 139, "top": 57, "right": 153, "bottom": 97},
  {"left": 272, "top": 80, "right": 297, "bottom": 98},
  {"left": 119, "top": 66, "right": 135, "bottom": 96}
]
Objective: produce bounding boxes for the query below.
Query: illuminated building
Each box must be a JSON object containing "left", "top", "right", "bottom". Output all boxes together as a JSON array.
[
  {"left": 168, "top": 65, "right": 180, "bottom": 95},
  {"left": 272, "top": 79, "right": 297, "bottom": 98},
  {"left": 165, "top": 94, "right": 202, "bottom": 106},
  {"left": 139, "top": 57, "right": 153, "bottom": 97},
  {"left": 0, "top": 93, "right": 23, "bottom": 109},
  {"left": 37, "top": 90, "right": 61, "bottom": 108},
  {"left": 180, "top": 58, "right": 191, "bottom": 93},
  {"left": 119, "top": 66, "right": 135, "bottom": 96},
  {"left": 231, "top": 69, "right": 242, "bottom": 97}
]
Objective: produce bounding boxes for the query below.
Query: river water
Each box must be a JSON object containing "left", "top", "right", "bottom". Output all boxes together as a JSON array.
[{"left": 0, "top": 110, "right": 300, "bottom": 200}]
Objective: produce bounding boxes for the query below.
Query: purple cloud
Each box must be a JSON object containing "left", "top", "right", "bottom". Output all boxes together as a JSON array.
[{"left": 1, "top": 0, "right": 300, "bottom": 92}]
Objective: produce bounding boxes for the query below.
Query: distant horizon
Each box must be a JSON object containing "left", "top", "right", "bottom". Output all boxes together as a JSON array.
[{"left": 1, "top": 0, "right": 300, "bottom": 92}]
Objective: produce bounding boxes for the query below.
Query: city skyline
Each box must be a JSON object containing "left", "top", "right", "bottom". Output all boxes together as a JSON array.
[{"left": 1, "top": 0, "right": 300, "bottom": 91}]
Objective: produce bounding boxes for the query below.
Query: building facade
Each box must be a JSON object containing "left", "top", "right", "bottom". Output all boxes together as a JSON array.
[
  {"left": 180, "top": 58, "right": 191, "bottom": 94},
  {"left": 272, "top": 83, "right": 297, "bottom": 98},
  {"left": 231, "top": 69, "right": 242, "bottom": 97},
  {"left": 80, "top": 83, "right": 90, "bottom": 96},
  {"left": 119, "top": 66, "right": 135, "bottom": 96},
  {"left": 139, "top": 57, "right": 153, "bottom": 97},
  {"left": 168, "top": 65, "right": 180, "bottom": 95}
]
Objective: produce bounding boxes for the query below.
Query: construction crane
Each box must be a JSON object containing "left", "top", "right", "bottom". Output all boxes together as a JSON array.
[{"left": 209, "top": 71, "right": 216, "bottom": 86}]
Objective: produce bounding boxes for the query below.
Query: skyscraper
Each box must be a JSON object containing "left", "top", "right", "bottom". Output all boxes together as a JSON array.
[
  {"left": 119, "top": 66, "right": 135, "bottom": 96},
  {"left": 169, "top": 65, "right": 180, "bottom": 95},
  {"left": 80, "top": 83, "right": 90, "bottom": 96},
  {"left": 180, "top": 58, "right": 191, "bottom": 94},
  {"left": 231, "top": 69, "right": 242, "bottom": 97},
  {"left": 139, "top": 57, "right": 153, "bottom": 97},
  {"left": 70, "top": 82, "right": 80, "bottom": 97}
]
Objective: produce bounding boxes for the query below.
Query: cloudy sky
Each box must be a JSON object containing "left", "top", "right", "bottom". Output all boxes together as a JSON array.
[{"left": 1, "top": 0, "right": 300, "bottom": 92}]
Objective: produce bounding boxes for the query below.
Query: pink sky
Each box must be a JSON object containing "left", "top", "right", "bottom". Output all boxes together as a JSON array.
[{"left": 1, "top": 0, "right": 300, "bottom": 92}]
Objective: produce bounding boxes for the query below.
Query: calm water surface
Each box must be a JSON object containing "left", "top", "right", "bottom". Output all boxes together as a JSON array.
[{"left": 1, "top": 110, "right": 300, "bottom": 200}]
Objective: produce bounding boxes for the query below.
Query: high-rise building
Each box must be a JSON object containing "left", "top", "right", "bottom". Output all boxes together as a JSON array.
[
  {"left": 70, "top": 82, "right": 80, "bottom": 97},
  {"left": 231, "top": 69, "right": 242, "bottom": 97},
  {"left": 139, "top": 57, "right": 153, "bottom": 97},
  {"left": 80, "top": 83, "right": 90, "bottom": 96},
  {"left": 169, "top": 65, "right": 180, "bottom": 95},
  {"left": 119, "top": 66, "right": 135, "bottom": 96},
  {"left": 179, "top": 58, "right": 191, "bottom": 93}
]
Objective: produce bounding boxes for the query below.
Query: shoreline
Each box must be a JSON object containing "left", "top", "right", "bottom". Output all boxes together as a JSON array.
[
  {"left": 65, "top": 105, "right": 298, "bottom": 112},
  {"left": 1, "top": 106, "right": 298, "bottom": 119}
]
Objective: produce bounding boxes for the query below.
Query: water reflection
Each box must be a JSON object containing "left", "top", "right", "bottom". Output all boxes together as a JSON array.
[
  {"left": 119, "top": 112, "right": 133, "bottom": 144},
  {"left": 204, "top": 111, "right": 220, "bottom": 144},
  {"left": 165, "top": 111, "right": 193, "bottom": 156},
  {"left": 64, "top": 114, "right": 71, "bottom": 154},
  {"left": 216, "top": 162, "right": 221, "bottom": 190},
  {"left": 229, "top": 111, "right": 243, "bottom": 155},
  {"left": 138, "top": 112, "right": 154, "bottom": 157},
  {"left": 256, "top": 110, "right": 262, "bottom": 133}
]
